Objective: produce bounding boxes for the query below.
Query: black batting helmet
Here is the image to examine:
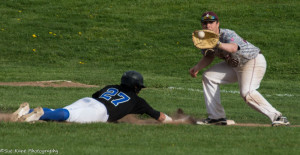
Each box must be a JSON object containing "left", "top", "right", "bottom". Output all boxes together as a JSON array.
[{"left": 121, "top": 71, "right": 145, "bottom": 93}]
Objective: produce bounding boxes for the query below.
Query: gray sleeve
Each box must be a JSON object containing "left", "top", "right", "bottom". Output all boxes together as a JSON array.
[{"left": 220, "top": 29, "right": 260, "bottom": 63}]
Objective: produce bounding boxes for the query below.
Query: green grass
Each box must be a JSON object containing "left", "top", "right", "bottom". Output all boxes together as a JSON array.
[
  {"left": 1, "top": 0, "right": 300, "bottom": 154},
  {"left": 1, "top": 122, "right": 299, "bottom": 155}
]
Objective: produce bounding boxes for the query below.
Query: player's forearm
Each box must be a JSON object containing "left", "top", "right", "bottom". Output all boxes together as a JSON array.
[
  {"left": 217, "top": 42, "right": 238, "bottom": 53},
  {"left": 198, "top": 56, "right": 214, "bottom": 69}
]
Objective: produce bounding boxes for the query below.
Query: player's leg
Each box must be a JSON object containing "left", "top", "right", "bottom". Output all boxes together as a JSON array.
[
  {"left": 202, "top": 62, "right": 238, "bottom": 120},
  {"left": 63, "top": 97, "right": 109, "bottom": 123},
  {"left": 39, "top": 108, "right": 70, "bottom": 121},
  {"left": 237, "top": 54, "right": 288, "bottom": 125},
  {"left": 29, "top": 108, "right": 54, "bottom": 113},
  {"left": 24, "top": 107, "right": 69, "bottom": 122}
]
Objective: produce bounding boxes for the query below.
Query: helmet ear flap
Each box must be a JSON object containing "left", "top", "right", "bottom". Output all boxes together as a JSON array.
[
  {"left": 121, "top": 71, "right": 145, "bottom": 93},
  {"left": 134, "top": 86, "right": 142, "bottom": 94}
]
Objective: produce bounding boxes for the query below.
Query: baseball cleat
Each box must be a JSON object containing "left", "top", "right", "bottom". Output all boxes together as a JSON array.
[
  {"left": 19, "top": 107, "right": 44, "bottom": 122},
  {"left": 11, "top": 102, "right": 30, "bottom": 121},
  {"left": 196, "top": 118, "right": 227, "bottom": 125},
  {"left": 272, "top": 116, "right": 290, "bottom": 126}
]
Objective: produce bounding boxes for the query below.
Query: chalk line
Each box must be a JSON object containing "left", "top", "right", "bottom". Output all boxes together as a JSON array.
[{"left": 167, "top": 87, "right": 294, "bottom": 97}]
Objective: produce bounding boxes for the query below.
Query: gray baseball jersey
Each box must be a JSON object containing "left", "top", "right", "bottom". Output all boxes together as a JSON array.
[{"left": 202, "top": 28, "right": 260, "bottom": 66}]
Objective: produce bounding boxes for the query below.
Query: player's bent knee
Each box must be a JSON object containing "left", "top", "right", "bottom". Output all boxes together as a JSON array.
[
  {"left": 244, "top": 90, "right": 259, "bottom": 103},
  {"left": 240, "top": 91, "right": 248, "bottom": 100}
]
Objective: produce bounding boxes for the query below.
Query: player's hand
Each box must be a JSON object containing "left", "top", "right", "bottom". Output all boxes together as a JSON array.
[
  {"left": 189, "top": 67, "right": 199, "bottom": 78},
  {"left": 159, "top": 112, "right": 173, "bottom": 123}
]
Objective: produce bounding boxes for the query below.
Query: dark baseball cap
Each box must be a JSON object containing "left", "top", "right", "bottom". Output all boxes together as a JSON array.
[{"left": 201, "top": 11, "right": 219, "bottom": 22}]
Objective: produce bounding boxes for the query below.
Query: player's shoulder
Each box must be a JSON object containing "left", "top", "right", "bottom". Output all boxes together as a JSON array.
[
  {"left": 220, "top": 28, "right": 240, "bottom": 41},
  {"left": 220, "top": 28, "right": 236, "bottom": 35}
]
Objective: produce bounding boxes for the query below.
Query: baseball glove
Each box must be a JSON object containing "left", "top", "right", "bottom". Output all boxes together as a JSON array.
[{"left": 192, "top": 30, "right": 220, "bottom": 49}]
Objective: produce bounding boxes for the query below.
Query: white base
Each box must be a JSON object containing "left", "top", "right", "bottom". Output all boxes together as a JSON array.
[{"left": 196, "top": 120, "right": 236, "bottom": 125}]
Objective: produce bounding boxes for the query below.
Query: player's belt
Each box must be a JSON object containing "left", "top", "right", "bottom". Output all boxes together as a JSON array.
[{"left": 259, "top": 51, "right": 262, "bottom": 54}]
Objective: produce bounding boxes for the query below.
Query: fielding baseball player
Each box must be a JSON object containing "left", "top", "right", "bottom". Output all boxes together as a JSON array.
[
  {"left": 190, "top": 11, "right": 290, "bottom": 126},
  {"left": 13, "top": 71, "right": 173, "bottom": 124}
]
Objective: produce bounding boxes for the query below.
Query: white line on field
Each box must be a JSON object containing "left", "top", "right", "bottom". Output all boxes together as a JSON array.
[{"left": 167, "top": 87, "right": 294, "bottom": 97}]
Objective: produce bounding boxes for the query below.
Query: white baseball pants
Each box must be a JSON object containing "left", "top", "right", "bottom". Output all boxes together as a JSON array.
[
  {"left": 63, "top": 97, "right": 109, "bottom": 123},
  {"left": 202, "top": 54, "right": 281, "bottom": 122}
]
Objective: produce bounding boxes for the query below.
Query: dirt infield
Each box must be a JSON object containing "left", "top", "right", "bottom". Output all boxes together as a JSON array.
[
  {"left": 0, "top": 80, "right": 99, "bottom": 88},
  {"left": 118, "top": 112, "right": 300, "bottom": 127}
]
